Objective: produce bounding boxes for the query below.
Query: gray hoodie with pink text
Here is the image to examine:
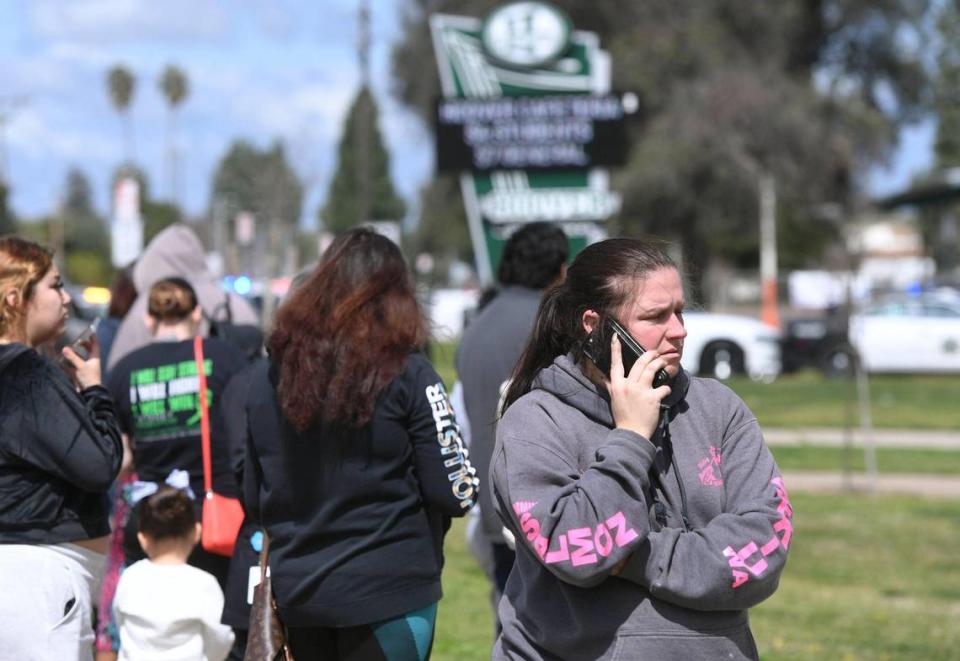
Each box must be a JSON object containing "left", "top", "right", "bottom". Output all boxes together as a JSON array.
[{"left": 490, "top": 354, "right": 793, "bottom": 660}]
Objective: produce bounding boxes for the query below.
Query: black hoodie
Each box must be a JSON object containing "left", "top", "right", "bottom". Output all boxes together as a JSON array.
[
  {"left": 243, "top": 352, "right": 479, "bottom": 627},
  {"left": 0, "top": 344, "right": 123, "bottom": 544}
]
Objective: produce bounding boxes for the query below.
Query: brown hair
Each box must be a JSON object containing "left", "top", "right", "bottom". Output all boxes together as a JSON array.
[
  {"left": 137, "top": 486, "right": 197, "bottom": 542},
  {"left": 147, "top": 277, "right": 198, "bottom": 323},
  {"left": 269, "top": 228, "right": 427, "bottom": 431},
  {"left": 0, "top": 235, "right": 54, "bottom": 339}
]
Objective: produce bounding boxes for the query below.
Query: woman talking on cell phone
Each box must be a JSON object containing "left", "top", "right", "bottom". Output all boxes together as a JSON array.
[
  {"left": 490, "top": 238, "right": 793, "bottom": 660},
  {"left": 0, "top": 236, "right": 124, "bottom": 660}
]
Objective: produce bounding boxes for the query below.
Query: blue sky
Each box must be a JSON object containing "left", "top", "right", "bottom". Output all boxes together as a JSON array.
[
  {"left": 0, "top": 0, "right": 936, "bottom": 228},
  {"left": 0, "top": 0, "right": 431, "bottom": 228}
]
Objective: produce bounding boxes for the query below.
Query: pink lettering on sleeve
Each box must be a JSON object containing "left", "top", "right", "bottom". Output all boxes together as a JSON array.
[
  {"left": 511, "top": 504, "right": 640, "bottom": 568},
  {"left": 544, "top": 535, "right": 570, "bottom": 564},
  {"left": 567, "top": 527, "right": 598, "bottom": 566},
  {"left": 722, "top": 476, "right": 794, "bottom": 589},
  {"left": 723, "top": 541, "right": 769, "bottom": 580},
  {"left": 513, "top": 500, "right": 538, "bottom": 515},
  {"left": 730, "top": 570, "right": 749, "bottom": 588},
  {"left": 593, "top": 523, "right": 614, "bottom": 557},
  {"left": 605, "top": 511, "right": 639, "bottom": 546}
]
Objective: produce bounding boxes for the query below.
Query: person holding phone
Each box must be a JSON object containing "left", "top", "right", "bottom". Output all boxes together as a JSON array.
[
  {"left": 0, "top": 236, "right": 124, "bottom": 660},
  {"left": 491, "top": 238, "right": 793, "bottom": 660}
]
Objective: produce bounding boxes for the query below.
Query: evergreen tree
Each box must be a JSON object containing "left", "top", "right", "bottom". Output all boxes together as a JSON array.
[
  {"left": 211, "top": 139, "right": 304, "bottom": 281},
  {"left": 320, "top": 86, "right": 406, "bottom": 233},
  {"left": 392, "top": 0, "right": 933, "bottom": 296},
  {"left": 212, "top": 140, "right": 303, "bottom": 229},
  {"left": 934, "top": 2, "right": 960, "bottom": 169},
  {"left": 0, "top": 181, "right": 17, "bottom": 235},
  {"left": 59, "top": 168, "right": 111, "bottom": 284},
  {"left": 916, "top": 1, "right": 960, "bottom": 272}
]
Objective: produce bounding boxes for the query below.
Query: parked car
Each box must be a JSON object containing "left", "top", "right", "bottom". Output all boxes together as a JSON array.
[
  {"left": 680, "top": 311, "right": 782, "bottom": 382},
  {"left": 780, "top": 310, "right": 849, "bottom": 376},
  {"left": 848, "top": 295, "right": 960, "bottom": 373}
]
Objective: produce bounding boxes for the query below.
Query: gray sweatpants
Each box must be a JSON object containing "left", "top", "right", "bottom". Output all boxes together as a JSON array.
[{"left": 0, "top": 543, "right": 105, "bottom": 661}]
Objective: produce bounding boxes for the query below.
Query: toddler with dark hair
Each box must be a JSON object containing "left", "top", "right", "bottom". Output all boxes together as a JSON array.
[{"left": 112, "top": 487, "right": 234, "bottom": 661}]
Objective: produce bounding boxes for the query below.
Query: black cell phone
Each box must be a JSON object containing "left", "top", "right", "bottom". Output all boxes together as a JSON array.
[{"left": 582, "top": 317, "right": 670, "bottom": 387}]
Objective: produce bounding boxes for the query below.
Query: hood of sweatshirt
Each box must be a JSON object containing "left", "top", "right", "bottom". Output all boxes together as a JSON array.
[
  {"left": 532, "top": 353, "right": 691, "bottom": 428},
  {"left": 107, "top": 224, "right": 258, "bottom": 369},
  {"left": 131, "top": 224, "right": 215, "bottom": 294},
  {"left": 0, "top": 343, "right": 31, "bottom": 374}
]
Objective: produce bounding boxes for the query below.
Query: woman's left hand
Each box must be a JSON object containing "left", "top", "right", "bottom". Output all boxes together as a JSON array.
[{"left": 62, "top": 334, "right": 102, "bottom": 389}]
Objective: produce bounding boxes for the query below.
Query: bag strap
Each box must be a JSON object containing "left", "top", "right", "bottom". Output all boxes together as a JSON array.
[
  {"left": 259, "top": 530, "right": 270, "bottom": 583},
  {"left": 193, "top": 336, "right": 213, "bottom": 496}
]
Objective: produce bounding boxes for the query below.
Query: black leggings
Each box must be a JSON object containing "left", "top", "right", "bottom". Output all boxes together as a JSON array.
[{"left": 287, "top": 602, "right": 438, "bottom": 661}]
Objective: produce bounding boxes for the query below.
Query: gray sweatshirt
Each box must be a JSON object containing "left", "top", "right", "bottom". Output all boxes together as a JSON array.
[
  {"left": 490, "top": 355, "right": 792, "bottom": 660},
  {"left": 107, "top": 224, "right": 258, "bottom": 370}
]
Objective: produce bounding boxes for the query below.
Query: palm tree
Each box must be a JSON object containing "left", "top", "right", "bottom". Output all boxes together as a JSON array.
[
  {"left": 158, "top": 64, "right": 189, "bottom": 205},
  {"left": 106, "top": 64, "right": 136, "bottom": 165}
]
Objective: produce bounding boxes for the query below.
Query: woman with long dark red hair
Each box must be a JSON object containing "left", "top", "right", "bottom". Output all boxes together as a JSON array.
[{"left": 242, "top": 228, "right": 478, "bottom": 660}]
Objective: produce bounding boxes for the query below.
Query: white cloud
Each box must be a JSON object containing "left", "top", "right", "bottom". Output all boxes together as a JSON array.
[
  {"left": 30, "top": 0, "right": 230, "bottom": 43},
  {"left": 7, "top": 107, "right": 108, "bottom": 163},
  {"left": 47, "top": 42, "right": 117, "bottom": 70},
  {"left": 4, "top": 0, "right": 434, "bottom": 223}
]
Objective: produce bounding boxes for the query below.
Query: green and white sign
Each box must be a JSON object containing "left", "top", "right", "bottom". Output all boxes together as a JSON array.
[{"left": 430, "top": 2, "right": 620, "bottom": 285}]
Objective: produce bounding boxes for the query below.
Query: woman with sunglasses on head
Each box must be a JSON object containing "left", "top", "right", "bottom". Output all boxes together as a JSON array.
[
  {"left": 0, "top": 236, "right": 124, "bottom": 660},
  {"left": 242, "top": 228, "right": 479, "bottom": 660}
]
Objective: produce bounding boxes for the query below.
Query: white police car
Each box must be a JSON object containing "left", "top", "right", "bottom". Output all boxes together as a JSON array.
[{"left": 680, "top": 312, "right": 782, "bottom": 382}]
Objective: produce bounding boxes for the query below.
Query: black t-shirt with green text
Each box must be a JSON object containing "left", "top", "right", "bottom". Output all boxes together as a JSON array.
[{"left": 107, "top": 337, "right": 246, "bottom": 498}]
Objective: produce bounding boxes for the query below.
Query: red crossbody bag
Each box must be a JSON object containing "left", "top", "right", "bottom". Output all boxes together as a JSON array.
[{"left": 194, "top": 336, "right": 244, "bottom": 556}]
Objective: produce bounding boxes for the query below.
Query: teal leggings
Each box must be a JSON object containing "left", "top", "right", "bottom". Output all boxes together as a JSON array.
[{"left": 287, "top": 603, "right": 438, "bottom": 661}]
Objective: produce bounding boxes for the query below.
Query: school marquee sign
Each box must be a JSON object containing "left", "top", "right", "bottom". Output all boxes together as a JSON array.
[{"left": 430, "top": 1, "right": 632, "bottom": 284}]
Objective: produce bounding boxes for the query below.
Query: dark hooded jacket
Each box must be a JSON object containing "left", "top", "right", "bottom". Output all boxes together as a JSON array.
[
  {"left": 0, "top": 344, "right": 124, "bottom": 544},
  {"left": 243, "top": 353, "right": 479, "bottom": 627}
]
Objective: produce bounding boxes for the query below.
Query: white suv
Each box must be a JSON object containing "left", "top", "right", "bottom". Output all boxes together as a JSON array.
[
  {"left": 848, "top": 295, "right": 960, "bottom": 373},
  {"left": 680, "top": 312, "right": 782, "bottom": 382}
]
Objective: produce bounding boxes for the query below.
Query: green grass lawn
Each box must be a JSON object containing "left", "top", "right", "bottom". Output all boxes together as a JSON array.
[
  {"left": 428, "top": 342, "right": 959, "bottom": 658},
  {"left": 751, "top": 493, "right": 960, "bottom": 660},
  {"left": 433, "top": 493, "right": 960, "bottom": 660},
  {"left": 429, "top": 342, "right": 960, "bottom": 430},
  {"left": 723, "top": 372, "right": 960, "bottom": 430},
  {"left": 771, "top": 445, "right": 960, "bottom": 475}
]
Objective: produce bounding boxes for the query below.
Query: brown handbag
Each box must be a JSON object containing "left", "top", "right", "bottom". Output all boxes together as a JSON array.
[{"left": 244, "top": 532, "right": 294, "bottom": 661}]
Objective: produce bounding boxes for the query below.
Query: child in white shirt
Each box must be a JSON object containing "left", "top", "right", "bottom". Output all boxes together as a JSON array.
[{"left": 113, "top": 485, "right": 235, "bottom": 661}]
